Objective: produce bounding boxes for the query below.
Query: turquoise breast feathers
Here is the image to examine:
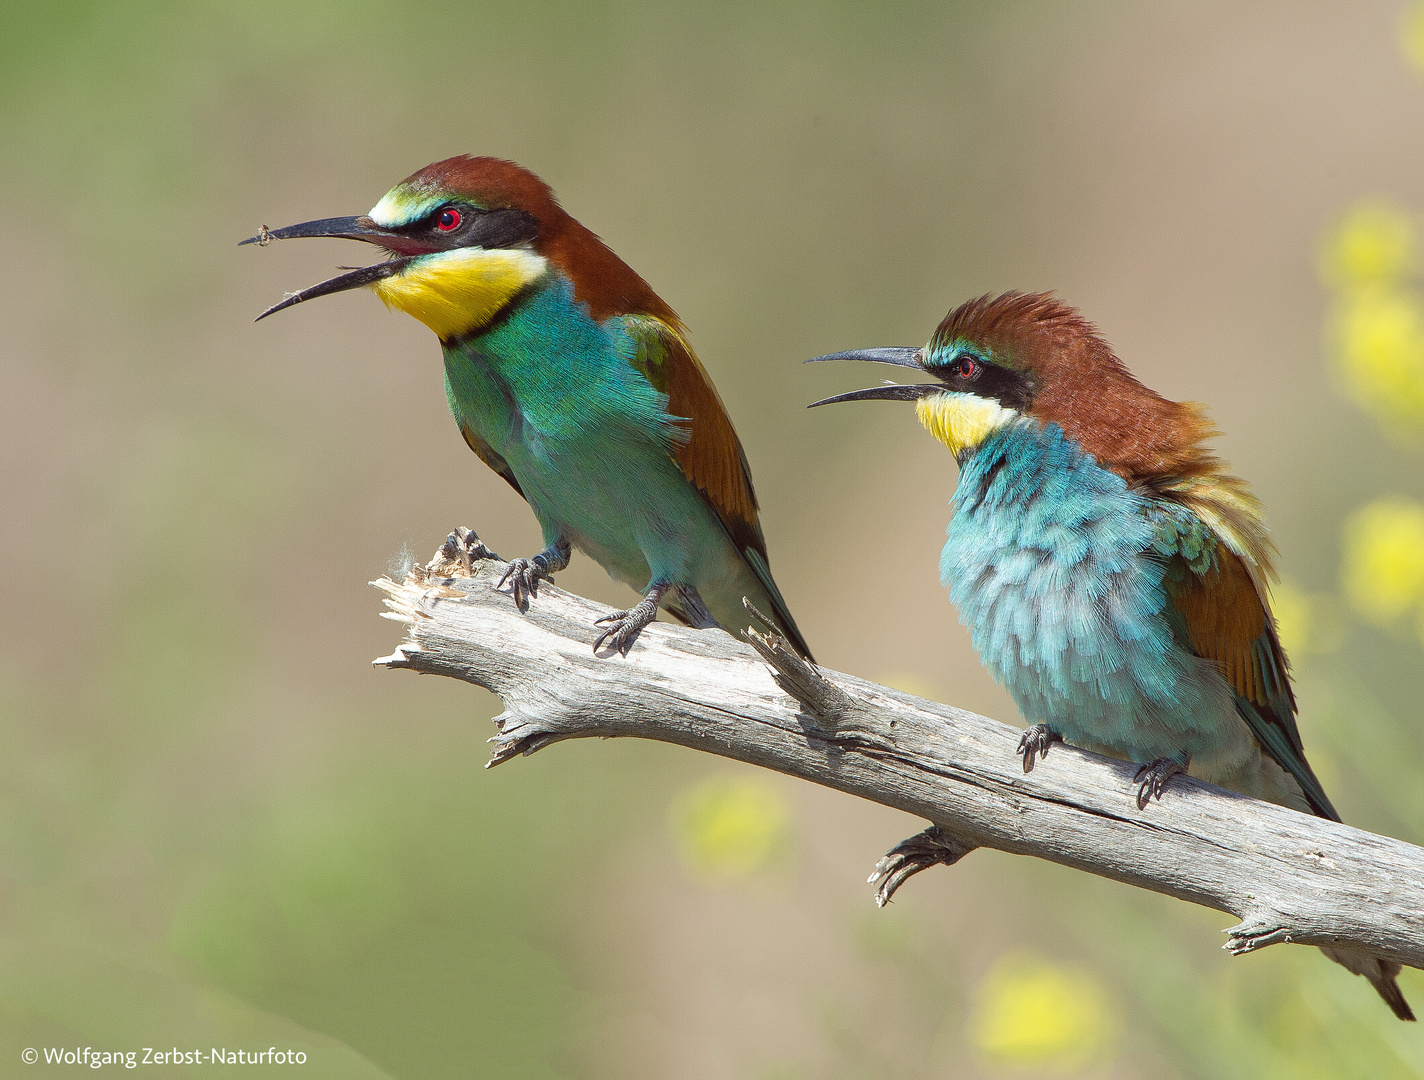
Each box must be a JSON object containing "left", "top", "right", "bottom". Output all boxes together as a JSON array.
[{"left": 941, "top": 419, "right": 1232, "bottom": 763}]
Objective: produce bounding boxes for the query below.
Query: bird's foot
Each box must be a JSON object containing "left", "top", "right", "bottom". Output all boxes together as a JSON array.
[
  {"left": 497, "top": 539, "right": 571, "bottom": 611},
  {"left": 1017, "top": 724, "right": 1062, "bottom": 773},
  {"left": 593, "top": 582, "right": 670, "bottom": 656},
  {"left": 868, "top": 825, "right": 976, "bottom": 907},
  {"left": 1134, "top": 757, "right": 1187, "bottom": 809}
]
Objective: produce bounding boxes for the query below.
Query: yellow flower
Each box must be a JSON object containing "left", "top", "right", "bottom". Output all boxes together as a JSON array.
[
  {"left": 1271, "top": 579, "right": 1344, "bottom": 657},
  {"left": 1403, "top": 1, "right": 1424, "bottom": 76},
  {"left": 671, "top": 775, "right": 790, "bottom": 880},
  {"left": 1341, "top": 498, "right": 1424, "bottom": 626},
  {"left": 1319, "top": 201, "right": 1414, "bottom": 291},
  {"left": 972, "top": 953, "right": 1116, "bottom": 1070},
  {"left": 1329, "top": 288, "right": 1424, "bottom": 435}
]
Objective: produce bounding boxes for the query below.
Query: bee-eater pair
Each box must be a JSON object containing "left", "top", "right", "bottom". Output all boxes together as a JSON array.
[{"left": 247, "top": 158, "right": 1409, "bottom": 1019}]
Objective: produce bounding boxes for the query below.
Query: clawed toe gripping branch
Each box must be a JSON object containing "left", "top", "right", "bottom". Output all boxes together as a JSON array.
[
  {"left": 1018, "top": 723, "right": 1062, "bottom": 773},
  {"left": 869, "top": 826, "right": 977, "bottom": 908},
  {"left": 371, "top": 530, "right": 1424, "bottom": 977}
]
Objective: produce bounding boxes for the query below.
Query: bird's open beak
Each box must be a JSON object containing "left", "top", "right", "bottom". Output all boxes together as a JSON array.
[
  {"left": 804, "top": 347, "right": 941, "bottom": 407},
  {"left": 241, "top": 215, "right": 434, "bottom": 322},
  {"left": 239, "top": 215, "right": 403, "bottom": 247}
]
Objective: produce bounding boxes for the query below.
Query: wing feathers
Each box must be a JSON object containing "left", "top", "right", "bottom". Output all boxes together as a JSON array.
[
  {"left": 620, "top": 314, "right": 811, "bottom": 658},
  {"left": 623, "top": 314, "right": 766, "bottom": 555},
  {"left": 1166, "top": 528, "right": 1336, "bottom": 820}
]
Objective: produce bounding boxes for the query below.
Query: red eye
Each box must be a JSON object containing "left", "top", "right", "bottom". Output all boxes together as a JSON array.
[
  {"left": 437, "top": 208, "right": 462, "bottom": 231},
  {"left": 955, "top": 356, "right": 979, "bottom": 379}
]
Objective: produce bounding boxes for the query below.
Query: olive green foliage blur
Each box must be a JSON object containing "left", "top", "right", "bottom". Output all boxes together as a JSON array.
[{"left": 3, "top": 2, "right": 1424, "bottom": 1078}]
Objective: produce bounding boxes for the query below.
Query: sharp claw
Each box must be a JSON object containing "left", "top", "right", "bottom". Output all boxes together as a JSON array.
[
  {"left": 1133, "top": 758, "right": 1185, "bottom": 809},
  {"left": 592, "top": 610, "right": 644, "bottom": 655},
  {"left": 593, "top": 622, "right": 636, "bottom": 654},
  {"left": 1018, "top": 731, "right": 1035, "bottom": 774},
  {"left": 593, "top": 623, "right": 627, "bottom": 654},
  {"left": 497, "top": 556, "right": 559, "bottom": 613},
  {"left": 589, "top": 584, "right": 667, "bottom": 657},
  {"left": 1016, "top": 725, "right": 1060, "bottom": 774}
]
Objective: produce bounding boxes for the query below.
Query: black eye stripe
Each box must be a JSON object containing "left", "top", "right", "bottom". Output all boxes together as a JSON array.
[
  {"left": 938, "top": 353, "right": 1036, "bottom": 411},
  {"left": 466, "top": 207, "right": 539, "bottom": 249},
  {"left": 406, "top": 206, "right": 540, "bottom": 250}
]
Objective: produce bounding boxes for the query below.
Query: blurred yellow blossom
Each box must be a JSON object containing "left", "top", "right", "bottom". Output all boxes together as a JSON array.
[
  {"left": 1319, "top": 201, "right": 1414, "bottom": 291},
  {"left": 1340, "top": 498, "right": 1424, "bottom": 628},
  {"left": 1403, "top": 1, "right": 1424, "bottom": 76},
  {"left": 1271, "top": 579, "right": 1345, "bottom": 657},
  {"left": 1271, "top": 580, "right": 1312, "bottom": 657},
  {"left": 1328, "top": 287, "right": 1424, "bottom": 436},
  {"left": 972, "top": 953, "right": 1116, "bottom": 1071},
  {"left": 671, "top": 774, "right": 790, "bottom": 880}
]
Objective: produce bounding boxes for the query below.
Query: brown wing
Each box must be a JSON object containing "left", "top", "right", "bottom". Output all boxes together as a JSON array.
[
  {"left": 1167, "top": 544, "right": 1337, "bottom": 819},
  {"left": 1172, "top": 549, "right": 1282, "bottom": 708},
  {"left": 620, "top": 315, "right": 812, "bottom": 659},
  {"left": 621, "top": 314, "right": 764, "bottom": 556}
]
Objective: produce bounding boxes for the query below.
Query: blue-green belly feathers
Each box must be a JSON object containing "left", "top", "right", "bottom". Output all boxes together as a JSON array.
[{"left": 942, "top": 420, "right": 1235, "bottom": 764}]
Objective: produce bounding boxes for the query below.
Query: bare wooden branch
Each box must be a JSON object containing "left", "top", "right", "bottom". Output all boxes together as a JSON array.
[{"left": 372, "top": 533, "right": 1424, "bottom": 971}]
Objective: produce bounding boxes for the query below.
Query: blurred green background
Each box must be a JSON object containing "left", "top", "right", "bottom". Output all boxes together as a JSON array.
[{"left": 3, "top": 1, "right": 1424, "bottom": 1076}]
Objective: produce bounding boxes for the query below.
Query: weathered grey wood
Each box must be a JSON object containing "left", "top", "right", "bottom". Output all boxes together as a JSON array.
[{"left": 372, "top": 531, "right": 1424, "bottom": 971}]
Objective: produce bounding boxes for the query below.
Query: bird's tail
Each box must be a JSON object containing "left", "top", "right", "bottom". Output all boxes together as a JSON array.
[
  {"left": 684, "top": 546, "right": 813, "bottom": 661},
  {"left": 737, "top": 547, "right": 814, "bottom": 661},
  {"left": 1319, "top": 946, "right": 1415, "bottom": 1021}
]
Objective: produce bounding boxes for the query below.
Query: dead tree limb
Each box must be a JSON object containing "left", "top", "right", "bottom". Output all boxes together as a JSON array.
[{"left": 372, "top": 530, "right": 1424, "bottom": 971}]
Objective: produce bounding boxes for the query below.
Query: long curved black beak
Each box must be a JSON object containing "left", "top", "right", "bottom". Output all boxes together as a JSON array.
[
  {"left": 239, "top": 215, "right": 397, "bottom": 247},
  {"left": 242, "top": 215, "right": 421, "bottom": 322},
  {"left": 804, "top": 347, "right": 924, "bottom": 369},
  {"left": 808, "top": 383, "right": 941, "bottom": 407},
  {"left": 804, "top": 346, "right": 941, "bottom": 408},
  {"left": 252, "top": 260, "right": 411, "bottom": 321}
]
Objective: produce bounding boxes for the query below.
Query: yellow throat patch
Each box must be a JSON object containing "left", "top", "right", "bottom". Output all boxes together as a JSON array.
[
  {"left": 372, "top": 247, "right": 548, "bottom": 340},
  {"left": 915, "top": 392, "right": 1018, "bottom": 457}
]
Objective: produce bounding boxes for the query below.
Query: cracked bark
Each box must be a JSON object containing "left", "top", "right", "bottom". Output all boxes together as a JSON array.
[{"left": 372, "top": 529, "right": 1424, "bottom": 972}]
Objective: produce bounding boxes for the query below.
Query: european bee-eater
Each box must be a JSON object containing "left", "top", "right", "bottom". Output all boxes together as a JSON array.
[
  {"left": 809, "top": 292, "right": 1412, "bottom": 1019},
  {"left": 244, "top": 156, "right": 810, "bottom": 658}
]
